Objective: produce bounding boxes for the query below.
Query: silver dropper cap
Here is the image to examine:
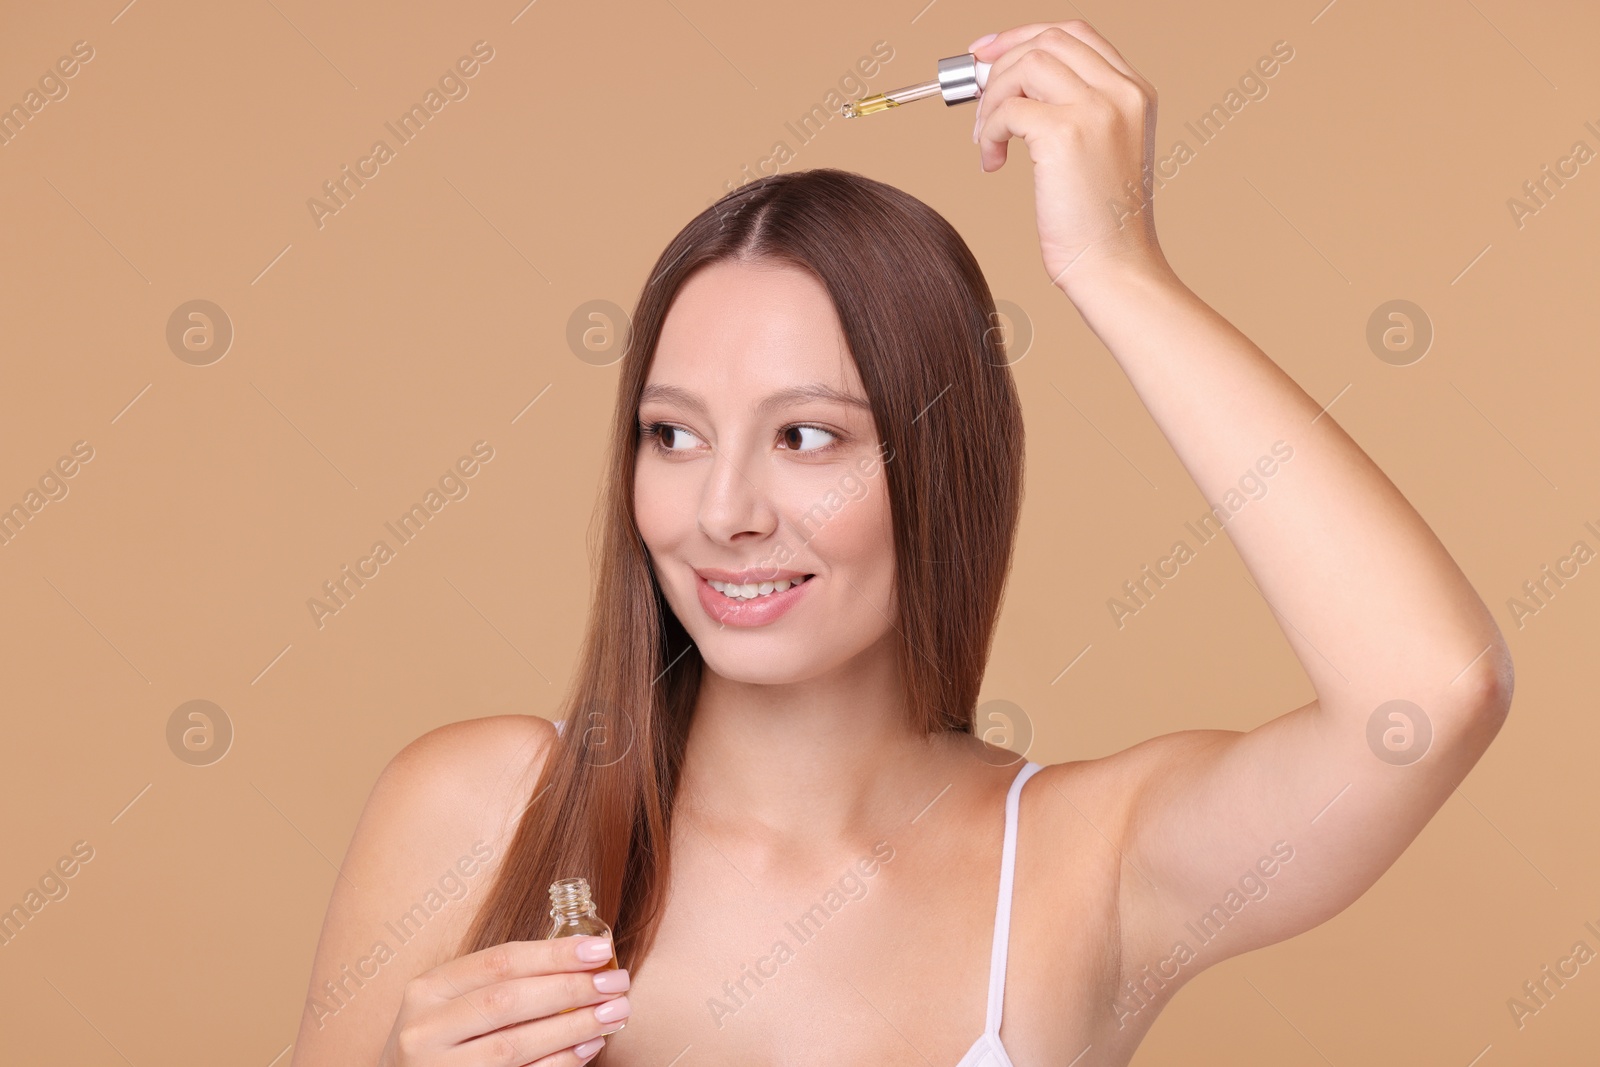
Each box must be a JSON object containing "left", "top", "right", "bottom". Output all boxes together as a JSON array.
[{"left": 934, "top": 52, "right": 985, "bottom": 104}]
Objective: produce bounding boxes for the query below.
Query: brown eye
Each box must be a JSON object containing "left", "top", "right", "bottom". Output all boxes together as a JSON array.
[
  {"left": 780, "top": 425, "right": 838, "bottom": 453},
  {"left": 639, "top": 421, "right": 703, "bottom": 455},
  {"left": 662, "top": 425, "right": 706, "bottom": 451}
]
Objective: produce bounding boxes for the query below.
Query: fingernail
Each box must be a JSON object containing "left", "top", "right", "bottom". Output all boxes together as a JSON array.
[
  {"left": 594, "top": 995, "right": 632, "bottom": 1023},
  {"left": 573, "top": 1036, "right": 605, "bottom": 1059},
  {"left": 593, "top": 968, "right": 630, "bottom": 993},
  {"left": 576, "top": 937, "right": 613, "bottom": 962},
  {"left": 969, "top": 32, "right": 997, "bottom": 51},
  {"left": 972, "top": 107, "right": 981, "bottom": 143}
]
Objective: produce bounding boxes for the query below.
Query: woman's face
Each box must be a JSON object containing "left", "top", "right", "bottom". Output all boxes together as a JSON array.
[{"left": 634, "top": 258, "right": 898, "bottom": 685}]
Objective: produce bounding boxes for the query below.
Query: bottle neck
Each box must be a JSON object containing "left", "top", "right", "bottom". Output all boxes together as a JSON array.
[
  {"left": 549, "top": 900, "right": 598, "bottom": 923},
  {"left": 548, "top": 877, "right": 599, "bottom": 923}
]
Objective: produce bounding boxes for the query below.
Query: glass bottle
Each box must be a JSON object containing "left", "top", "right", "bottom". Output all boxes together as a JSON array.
[{"left": 546, "top": 877, "right": 621, "bottom": 1019}]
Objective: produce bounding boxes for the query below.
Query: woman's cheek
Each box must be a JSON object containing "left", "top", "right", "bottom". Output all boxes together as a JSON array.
[
  {"left": 633, "top": 462, "right": 688, "bottom": 543},
  {"left": 788, "top": 470, "right": 894, "bottom": 573}
]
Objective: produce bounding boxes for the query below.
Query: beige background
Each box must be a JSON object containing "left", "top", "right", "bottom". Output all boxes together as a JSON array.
[{"left": 2, "top": 0, "right": 1596, "bottom": 1062}]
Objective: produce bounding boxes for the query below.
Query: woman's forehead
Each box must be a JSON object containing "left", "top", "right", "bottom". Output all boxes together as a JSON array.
[{"left": 651, "top": 262, "right": 859, "bottom": 394}]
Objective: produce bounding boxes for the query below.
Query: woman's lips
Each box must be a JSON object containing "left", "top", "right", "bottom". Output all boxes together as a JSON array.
[{"left": 695, "top": 574, "right": 814, "bottom": 627}]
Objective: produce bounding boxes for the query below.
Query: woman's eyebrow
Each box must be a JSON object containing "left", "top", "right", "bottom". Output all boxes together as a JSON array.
[{"left": 638, "top": 383, "right": 871, "bottom": 417}]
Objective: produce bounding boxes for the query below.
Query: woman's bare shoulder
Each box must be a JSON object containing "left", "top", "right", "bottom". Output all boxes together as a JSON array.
[
  {"left": 379, "top": 713, "right": 559, "bottom": 849},
  {"left": 389, "top": 713, "right": 558, "bottom": 806},
  {"left": 358, "top": 713, "right": 560, "bottom": 922},
  {"left": 288, "top": 714, "right": 559, "bottom": 1065}
]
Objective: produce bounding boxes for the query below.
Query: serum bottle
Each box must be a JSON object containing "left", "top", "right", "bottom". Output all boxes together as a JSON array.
[{"left": 547, "top": 876, "right": 622, "bottom": 1024}]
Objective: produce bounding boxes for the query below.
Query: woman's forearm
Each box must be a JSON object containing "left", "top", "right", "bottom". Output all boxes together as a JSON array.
[{"left": 1059, "top": 260, "right": 1511, "bottom": 716}]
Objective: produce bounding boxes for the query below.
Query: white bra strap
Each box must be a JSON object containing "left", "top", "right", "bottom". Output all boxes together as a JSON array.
[{"left": 986, "top": 760, "right": 1044, "bottom": 1032}]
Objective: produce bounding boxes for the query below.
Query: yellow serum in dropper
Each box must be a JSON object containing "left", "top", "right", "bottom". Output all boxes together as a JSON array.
[{"left": 842, "top": 94, "right": 899, "bottom": 118}]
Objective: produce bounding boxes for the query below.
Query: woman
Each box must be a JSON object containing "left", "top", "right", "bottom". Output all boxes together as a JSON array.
[{"left": 291, "top": 20, "right": 1513, "bottom": 1067}]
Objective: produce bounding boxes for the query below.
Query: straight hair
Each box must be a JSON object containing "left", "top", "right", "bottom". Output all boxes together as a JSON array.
[{"left": 457, "top": 168, "right": 1026, "bottom": 992}]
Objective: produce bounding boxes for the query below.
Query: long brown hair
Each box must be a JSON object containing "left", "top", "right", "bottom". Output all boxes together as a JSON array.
[{"left": 456, "top": 167, "right": 1025, "bottom": 984}]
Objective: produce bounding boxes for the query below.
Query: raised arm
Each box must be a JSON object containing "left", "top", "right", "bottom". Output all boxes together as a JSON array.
[{"left": 971, "top": 20, "right": 1513, "bottom": 980}]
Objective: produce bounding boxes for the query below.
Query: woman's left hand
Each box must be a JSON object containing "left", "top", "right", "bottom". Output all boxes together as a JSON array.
[{"left": 971, "top": 22, "right": 1171, "bottom": 298}]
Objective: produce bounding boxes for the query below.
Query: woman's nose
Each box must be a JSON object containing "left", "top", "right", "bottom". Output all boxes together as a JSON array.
[{"left": 696, "top": 444, "right": 777, "bottom": 544}]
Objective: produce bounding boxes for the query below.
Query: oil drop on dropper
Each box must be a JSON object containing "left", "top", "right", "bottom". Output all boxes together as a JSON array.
[
  {"left": 842, "top": 51, "right": 992, "bottom": 118},
  {"left": 547, "top": 876, "right": 624, "bottom": 1027}
]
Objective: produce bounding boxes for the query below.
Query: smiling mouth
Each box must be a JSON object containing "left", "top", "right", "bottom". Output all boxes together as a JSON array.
[{"left": 705, "top": 574, "right": 815, "bottom": 600}]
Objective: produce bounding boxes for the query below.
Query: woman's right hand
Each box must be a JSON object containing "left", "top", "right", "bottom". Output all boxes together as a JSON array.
[{"left": 378, "top": 935, "right": 632, "bottom": 1066}]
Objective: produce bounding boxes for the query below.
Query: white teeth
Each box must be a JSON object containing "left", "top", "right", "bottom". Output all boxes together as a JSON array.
[{"left": 707, "top": 575, "right": 810, "bottom": 600}]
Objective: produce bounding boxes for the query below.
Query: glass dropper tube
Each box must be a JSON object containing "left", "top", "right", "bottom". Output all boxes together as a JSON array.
[
  {"left": 843, "top": 52, "right": 992, "bottom": 118},
  {"left": 843, "top": 80, "right": 942, "bottom": 117}
]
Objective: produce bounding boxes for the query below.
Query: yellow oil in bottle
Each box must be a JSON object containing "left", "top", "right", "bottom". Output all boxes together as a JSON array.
[{"left": 547, "top": 877, "right": 620, "bottom": 1020}]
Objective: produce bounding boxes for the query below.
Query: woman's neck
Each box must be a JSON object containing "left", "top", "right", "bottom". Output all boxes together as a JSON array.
[{"left": 675, "top": 645, "right": 961, "bottom": 863}]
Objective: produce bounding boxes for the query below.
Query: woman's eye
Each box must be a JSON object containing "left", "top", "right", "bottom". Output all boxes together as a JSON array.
[
  {"left": 781, "top": 425, "right": 838, "bottom": 453},
  {"left": 655, "top": 424, "right": 702, "bottom": 451}
]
